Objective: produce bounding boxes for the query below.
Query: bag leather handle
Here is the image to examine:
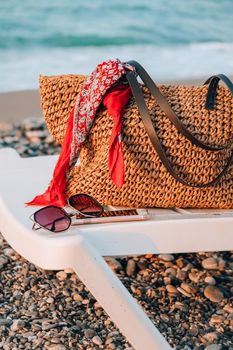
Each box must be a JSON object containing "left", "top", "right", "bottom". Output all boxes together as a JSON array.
[
  {"left": 126, "top": 70, "right": 233, "bottom": 188},
  {"left": 204, "top": 74, "right": 233, "bottom": 110},
  {"left": 127, "top": 60, "right": 233, "bottom": 151}
]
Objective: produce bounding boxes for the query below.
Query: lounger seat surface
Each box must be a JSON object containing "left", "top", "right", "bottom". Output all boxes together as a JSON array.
[{"left": 0, "top": 147, "right": 232, "bottom": 269}]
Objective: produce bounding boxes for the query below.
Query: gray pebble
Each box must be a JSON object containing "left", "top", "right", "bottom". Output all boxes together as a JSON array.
[
  {"left": 165, "top": 267, "right": 177, "bottom": 276},
  {"left": 50, "top": 337, "right": 62, "bottom": 344},
  {"left": 56, "top": 271, "right": 67, "bottom": 281},
  {"left": 47, "top": 345, "right": 67, "bottom": 350},
  {"left": 160, "top": 314, "right": 169, "bottom": 322},
  {"left": 0, "top": 318, "right": 12, "bottom": 326},
  {"left": 204, "top": 276, "right": 216, "bottom": 285},
  {"left": 3, "top": 248, "right": 15, "bottom": 257},
  {"left": 11, "top": 319, "right": 25, "bottom": 331},
  {"left": 105, "top": 337, "right": 114, "bottom": 345},
  {"left": 126, "top": 259, "right": 136, "bottom": 276},
  {"left": 158, "top": 254, "right": 174, "bottom": 262},
  {"left": 188, "top": 270, "right": 202, "bottom": 283},
  {"left": 203, "top": 332, "right": 218, "bottom": 343},
  {"left": 172, "top": 302, "right": 188, "bottom": 312},
  {"left": 204, "top": 286, "right": 224, "bottom": 303},
  {"left": 177, "top": 287, "right": 192, "bottom": 298},
  {"left": 210, "top": 314, "right": 225, "bottom": 324},
  {"left": 92, "top": 335, "right": 103, "bottom": 345},
  {"left": 204, "top": 345, "right": 222, "bottom": 350},
  {"left": 84, "top": 329, "right": 96, "bottom": 339},
  {"left": 42, "top": 321, "right": 60, "bottom": 331},
  {"left": 137, "top": 259, "right": 148, "bottom": 270},
  {"left": 217, "top": 258, "right": 225, "bottom": 270},
  {"left": 223, "top": 304, "right": 233, "bottom": 314},
  {"left": 46, "top": 297, "right": 54, "bottom": 304},
  {"left": 105, "top": 257, "right": 123, "bottom": 272},
  {"left": 176, "top": 270, "right": 187, "bottom": 281},
  {"left": 166, "top": 284, "right": 179, "bottom": 295},
  {"left": 202, "top": 257, "right": 219, "bottom": 270},
  {"left": 180, "top": 282, "right": 196, "bottom": 295},
  {"left": 73, "top": 293, "right": 83, "bottom": 302},
  {"left": 188, "top": 325, "right": 198, "bottom": 336},
  {"left": 163, "top": 276, "right": 171, "bottom": 285}
]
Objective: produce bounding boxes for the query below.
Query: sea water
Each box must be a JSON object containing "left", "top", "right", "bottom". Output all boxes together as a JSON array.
[{"left": 0, "top": 0, "right": 232, "bottom": 91}]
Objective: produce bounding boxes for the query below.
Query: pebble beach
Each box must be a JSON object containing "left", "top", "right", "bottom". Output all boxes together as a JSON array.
[{"left": 0, "top": 118, "right": 232, "bottom": 350}]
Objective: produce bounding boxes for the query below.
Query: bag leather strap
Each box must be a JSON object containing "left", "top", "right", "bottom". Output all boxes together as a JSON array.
[
  {"left": 127, "top": 60, "right": 233, "bottom": 151},
  {"left": 125, "top": 70, "right": 233, "bottom": 187},
  {"left": 204, "top": 74, "right": 233, "bottom": 110}
]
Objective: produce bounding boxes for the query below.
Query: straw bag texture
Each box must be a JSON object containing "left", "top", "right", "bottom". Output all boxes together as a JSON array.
[{"left": 39, "top": 61, "right": 233, "bottom": 209}]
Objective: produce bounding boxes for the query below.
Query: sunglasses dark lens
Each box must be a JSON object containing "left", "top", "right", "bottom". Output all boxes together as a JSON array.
[
  {"left": 34, "top": 207, "right": 71, "bottom": 232},
  {"left": 69, "top": 194, "right": 103, "bottom": 217}
]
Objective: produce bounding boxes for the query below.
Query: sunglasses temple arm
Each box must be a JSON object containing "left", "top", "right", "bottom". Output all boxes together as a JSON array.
[{"left": 32, "top": 223, "right": 41, "bottom": 231}]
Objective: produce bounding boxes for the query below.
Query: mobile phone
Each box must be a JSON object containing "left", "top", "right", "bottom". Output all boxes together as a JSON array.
[{"left": 72, "top": 208, "right": 150, "bottom": 225}]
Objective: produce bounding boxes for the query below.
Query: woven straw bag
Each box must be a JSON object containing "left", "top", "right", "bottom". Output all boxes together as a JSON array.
[{"left": 40, "top": 61, "right": 233, "bottom": 208}]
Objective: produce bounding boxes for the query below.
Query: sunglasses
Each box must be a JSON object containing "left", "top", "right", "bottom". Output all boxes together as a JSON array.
[{"left": 30, "top": 193, "right": 104, "bottom": 233}]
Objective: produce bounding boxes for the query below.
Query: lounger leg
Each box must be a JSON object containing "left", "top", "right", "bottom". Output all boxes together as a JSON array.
[{"left": 72, "top": 237, "right": 172, "bottom": 350}]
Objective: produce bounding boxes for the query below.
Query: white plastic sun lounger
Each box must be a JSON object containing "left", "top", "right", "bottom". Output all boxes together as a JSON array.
[{"left": 0, "top": 147, "right": 232, "bottom": 350}]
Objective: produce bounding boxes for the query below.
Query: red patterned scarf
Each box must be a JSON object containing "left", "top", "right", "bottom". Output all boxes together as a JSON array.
[{"left": 27, "top": 59, "right": 134, "bottom": 207}]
